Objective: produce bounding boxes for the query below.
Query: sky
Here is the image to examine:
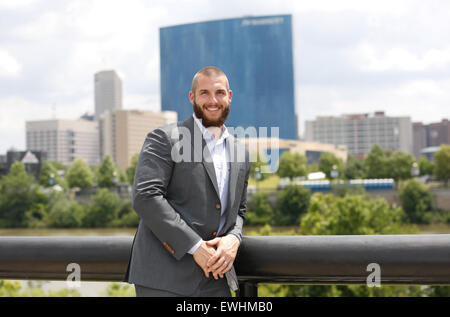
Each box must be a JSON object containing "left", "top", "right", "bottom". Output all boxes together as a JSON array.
[{"left": 1, "top": 0, "right": 450, "bottom": 153}]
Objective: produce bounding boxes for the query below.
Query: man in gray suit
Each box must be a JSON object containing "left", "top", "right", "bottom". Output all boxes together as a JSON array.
[{"left": 124, "top": 66, "right": 251, "bottom": 297}]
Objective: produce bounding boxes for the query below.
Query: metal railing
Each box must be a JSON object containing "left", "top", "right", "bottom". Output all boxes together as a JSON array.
[{"left": 1, "top": 235, "right": 449, "bottom": 296}]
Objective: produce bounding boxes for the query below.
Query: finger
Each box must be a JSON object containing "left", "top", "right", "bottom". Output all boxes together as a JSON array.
[
  {"left": 219, "top": 260, "right": 230, "bottom": 275},
  {"left": 223, "top": 261, "right": 233, "bottom": 274},
  {"left": 215, "top": 263, "right": 228, "bottom": 279},
  {"left": 209, "top": 256, "right": 226, "bottom": 271},
  {"left": 211, "top": 257, "right": 229, "bottom": 276},
  {"left": 207, "top": 249, "right": 224, "bottom": 268},
  {"left": 216, "top": 258, "right": 233, "bottom": 278},
  {"left": 205, "top": 238, "right": 221, "bottom": 247}
]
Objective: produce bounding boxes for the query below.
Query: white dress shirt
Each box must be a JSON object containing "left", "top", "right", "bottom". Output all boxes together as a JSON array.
[{"left": 187, "top": 113, "right": 231, "bottom": 254}]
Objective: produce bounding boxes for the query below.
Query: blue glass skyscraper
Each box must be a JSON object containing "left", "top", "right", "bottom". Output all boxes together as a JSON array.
[{"left": 160, "top": 15, "right": 297, "bottom": 139}]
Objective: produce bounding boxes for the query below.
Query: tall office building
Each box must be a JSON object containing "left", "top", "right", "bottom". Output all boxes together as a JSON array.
[
  {"left": 160, "top": 15, "right": 297, "bottom": 139},
  {"left": 94, "top": 70, "right": 123, "bottom": 120},
  {"left": 413, "top": 122, "right": 428, "bottom": 158},
  {"left": 26, "top": 119, "right": 99, "bottom": 166},
  {"left": 305, "top": 112, "right": 413, "bottom": 157},
  {"left": 99, "top": 109, "right": 177, "bottom": 169},
  {"left": 427, "top": 119, "right": 450, "bottom": 147},
  {"left": 413, "top": 119, "right": 450, "bottom": 158}
]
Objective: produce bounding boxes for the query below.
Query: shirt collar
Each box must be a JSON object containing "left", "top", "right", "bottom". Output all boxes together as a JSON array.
[{"left": 192, "top": 113, "right": 230, "bottom": 142}]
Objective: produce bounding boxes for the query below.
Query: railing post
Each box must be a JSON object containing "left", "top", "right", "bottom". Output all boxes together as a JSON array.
[{"left": 238, "top": 282, "right": 258, "bottom": 297}]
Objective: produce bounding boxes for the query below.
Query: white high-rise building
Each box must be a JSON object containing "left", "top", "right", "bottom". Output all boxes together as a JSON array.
[
  {"left": 26, "top": 119, "right": 99, "bottom": 166},
  {"left": 305, "top": 112, "right": 413, "bottom": 157},
  {"left": 94, "top": 70, "right": 123, "bottom": 121}
]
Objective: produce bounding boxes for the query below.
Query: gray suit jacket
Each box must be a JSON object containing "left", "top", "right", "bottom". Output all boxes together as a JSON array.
[{"left": 124, "top": 115, "right": 250, "bottom": 295}]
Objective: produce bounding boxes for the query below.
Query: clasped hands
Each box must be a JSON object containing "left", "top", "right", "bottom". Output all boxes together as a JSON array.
[{"left": 193, "top": 234, "right": 240, "bottom": 280}]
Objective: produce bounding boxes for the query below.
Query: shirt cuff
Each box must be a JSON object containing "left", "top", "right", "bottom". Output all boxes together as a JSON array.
[{"left": 187, "top": 239, "right": 203, "bottom": 255}]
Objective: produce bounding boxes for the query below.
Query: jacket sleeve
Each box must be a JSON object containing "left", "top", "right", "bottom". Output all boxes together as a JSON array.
[
  {"left": 132, "top": 127, "right": 202, "bottom": 260},
  {"left": 227, "top": 159, "right": 251, "bottom": 243}
]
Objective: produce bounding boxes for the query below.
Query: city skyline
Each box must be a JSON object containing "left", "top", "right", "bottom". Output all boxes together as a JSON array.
[{"left": 1, "top": 0, "right": 450, "bottom": 153}]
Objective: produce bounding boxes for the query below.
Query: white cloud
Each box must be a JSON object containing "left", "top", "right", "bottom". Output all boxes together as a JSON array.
[
  {"left": 0, "top": 96, "right": 45, "bottom": 153},
  {"left": 298, "top": 78, "right": 450, "bottom": 137},
  {"left": 0, "top": 95, "right": 93, "bottom": 153},
  {"left": 355, "top": 42, "right": 450, "bottom": 72},
  {"left": 123, "top": 93, "right": 161, "bottom": 113},
  {"left": 0, "top": 49, "right": 22, "bottom": 77},
  {"left": 0, "top": 0, "right": 37, "bottom": 9},
  {"left": 395, "top": 79, "right": 449, "bottom": 98},
  {"left": 67, "top": 0, "right": 167, "bottom": 52},
  {"left": 13, "top": 11, "right": 61, "bottom": 39},
  {"left": 292, "top": 0, "right": 410, "bottom": 15}
]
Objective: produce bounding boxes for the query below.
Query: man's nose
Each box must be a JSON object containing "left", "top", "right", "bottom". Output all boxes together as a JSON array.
[{"left": 208, "top": 94, "right": 218, "bottom": 103}]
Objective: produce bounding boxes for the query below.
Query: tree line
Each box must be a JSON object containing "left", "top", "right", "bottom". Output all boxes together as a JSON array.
[
  {"left": 1, "top": 144, "right": 449, "bottom": 228},
  {"left": 0, "top": 155, "right": 139, "bottom": 228},
  {"left": 270, "top": 143, "right": 450, "bottom": 184}
]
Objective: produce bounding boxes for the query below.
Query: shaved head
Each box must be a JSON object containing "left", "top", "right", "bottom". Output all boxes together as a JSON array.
[{"left": 191, "top": 66, "right": 230, "bottom": 94}]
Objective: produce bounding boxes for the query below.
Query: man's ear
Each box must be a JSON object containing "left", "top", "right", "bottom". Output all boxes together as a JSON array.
[
  {"left": 228, "top": 90, "right": 233, "bottom": 102},
  {"left": 189, "top": 91, "right": 195, "bottom": 104}
]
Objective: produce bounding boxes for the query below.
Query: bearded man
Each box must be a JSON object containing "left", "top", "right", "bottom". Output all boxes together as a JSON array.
[{"left": 124, "top": 66, "right": 251, "bottom": 297}]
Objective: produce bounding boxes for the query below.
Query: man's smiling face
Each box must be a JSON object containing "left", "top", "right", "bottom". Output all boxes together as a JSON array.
[{"left": 190, "top": 74, "right": 232, "bottom": 128}]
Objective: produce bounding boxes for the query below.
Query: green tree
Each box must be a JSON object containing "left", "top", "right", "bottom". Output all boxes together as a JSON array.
[
  {"left": 318, "top": 152, "right": 343, "bottom": 179},
  {"left": 126, "top": 153, "right": 139, "bottom": 185},
  {"left": 83, "top": 188, "right": 120, "bottom": 227},
  {"left": 0, "top": 162, "right": 48, "bottom": 228},
  {"left": 246, "top": 192, "right": 274, "bottom": 225},
  {"left": 116, "top": 167, "right": 128, "bottom": 184},
  {"left": 96, "top": 155, "right": 116, "bottom": 188},
  {"left": 39, "top": 161, "right": 67, "bottom": 189},
  {"left": 39, "top": 161, "right": 57, "bottom": 187},
  {"left": 66, "top": 158, "right": 94, "bottom": 189},
  {"left": 299, "top": 193, "right": 405, "bottom": 235},
  {"left": 399, "top": 179, "right": 433, "bottom": 223},
  {"left": 364, "top": 144, "right": 389, "bottom": 179},
  {"left": 45, "top": 192, "right": 85, "bottom": 228},
  {"left": 250, "top": 151, "right": 270, "bottom": 181},
  {"left": 306, "top": 163, "right": 319, "bottom": 174},
  {"left": 418, "top": 157, "right": 434, "bottom": 176},
  {"left": 110, "top": 199, "right": 139, "bottom": 227},
  {"left": 275, "top": 185, "right": 311, "bottom": 225},
  {"left": 434, "top": 145, "right": 450, "bottom": 186},
  {"left": 24, "top": 199, "right": 49, "bottom": 229},
  {"left": 276, "top": 152, "right": 307, "bottom": 179},
  {"left": 387, "top": 151, "right": 415, "bottom": 183},
  {"left": 343, "top": 155, "right": 365, "bottom": 180}
]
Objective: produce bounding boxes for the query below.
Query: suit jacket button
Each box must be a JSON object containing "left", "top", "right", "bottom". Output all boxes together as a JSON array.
[
  {"left": 216, "top": 203, "right": 221, "bottom": 210},
  {"left": 212, "top": 232, "right": 217, "bottom": 237}
]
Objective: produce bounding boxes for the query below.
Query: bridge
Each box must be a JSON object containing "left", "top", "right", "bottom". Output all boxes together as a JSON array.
[{"left": 1, "top": 234, "right": 449, "bottom": 296}]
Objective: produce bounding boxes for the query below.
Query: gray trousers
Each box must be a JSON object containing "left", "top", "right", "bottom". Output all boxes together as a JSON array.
[{"left": 135, "top": 277, "right": 231, "bottom": 297}]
